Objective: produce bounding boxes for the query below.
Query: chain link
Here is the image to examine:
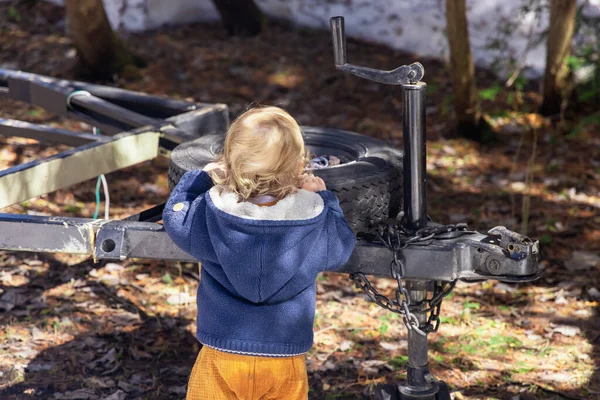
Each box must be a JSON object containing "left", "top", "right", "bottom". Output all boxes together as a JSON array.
[{"left": 351, "top": 223, "right": 469, "bottom": 335}]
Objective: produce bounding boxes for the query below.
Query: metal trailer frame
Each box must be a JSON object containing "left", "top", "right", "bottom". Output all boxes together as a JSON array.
[
  {"left": 0, "top": 68, "right": 539, "bottom": 283},
  {"left": 0, "top": 25, "right": 542, "bottom": 399}
]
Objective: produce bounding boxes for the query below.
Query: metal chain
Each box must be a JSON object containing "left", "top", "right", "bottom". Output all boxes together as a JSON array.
[{"left": 351, "top": 223, "right": 469, "bottom": 335}]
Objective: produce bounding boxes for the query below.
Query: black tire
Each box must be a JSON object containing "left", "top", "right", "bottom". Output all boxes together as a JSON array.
[{"left": 168, "top": 126, "right": 403, "bottom": 233}]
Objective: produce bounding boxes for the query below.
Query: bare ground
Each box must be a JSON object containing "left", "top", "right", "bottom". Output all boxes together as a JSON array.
[{"left": 0, "top": 2, "right": 599, "bottom": 399}]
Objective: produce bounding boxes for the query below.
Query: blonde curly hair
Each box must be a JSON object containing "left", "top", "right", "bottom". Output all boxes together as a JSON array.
[{"left": 208, "top": 106, "right": 309, "bottom": 201}]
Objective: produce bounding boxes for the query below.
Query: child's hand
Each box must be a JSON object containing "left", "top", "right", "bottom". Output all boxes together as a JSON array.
[{"left": 301, "top": 175, "right": 326, "bottom": 192}]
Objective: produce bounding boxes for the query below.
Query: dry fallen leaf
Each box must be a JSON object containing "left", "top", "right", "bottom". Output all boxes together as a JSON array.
[
  {"left": 103, "top": 390, "right": 126, "bottom": 400},
  {"left": 52, "top": 389, "right": 99, "bottom": 400}
]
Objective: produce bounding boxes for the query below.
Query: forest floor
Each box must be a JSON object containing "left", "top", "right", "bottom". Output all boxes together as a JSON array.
[{"left": 1, "top": 2, "right": 599, "bottom": 400}]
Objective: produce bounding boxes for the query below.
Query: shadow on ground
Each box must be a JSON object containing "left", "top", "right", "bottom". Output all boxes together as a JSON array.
[{"left": 0, "top": 254, "right": 199, "bottom": 399}]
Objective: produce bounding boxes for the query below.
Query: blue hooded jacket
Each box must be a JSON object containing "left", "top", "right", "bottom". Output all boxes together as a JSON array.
[{"left": 163, "top": 170, "right": 356, "bottom": 356}]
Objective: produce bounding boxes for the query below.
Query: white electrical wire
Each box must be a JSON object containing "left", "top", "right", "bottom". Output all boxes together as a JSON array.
[
  {"left": 93, "top": 127, "right": 110, "bottom": 220},
  {"left": 66, "top": 90, "right": 92, "bottom": 110},
  {"left": 100, "top": 174, "right": 110, "bottom": 220}
]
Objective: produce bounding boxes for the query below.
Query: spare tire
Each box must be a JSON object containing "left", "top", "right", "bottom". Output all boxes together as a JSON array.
[{"left": 168, "top": 126, "right": 403, "bottom": 233}]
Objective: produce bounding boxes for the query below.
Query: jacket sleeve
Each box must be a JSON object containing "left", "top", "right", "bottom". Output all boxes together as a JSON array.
[
  {"left": 318, "top": 190, "right": 357, "bottom": 271},
  {"left": 162, "top": 170, "right": 213, "bottom": 255}
]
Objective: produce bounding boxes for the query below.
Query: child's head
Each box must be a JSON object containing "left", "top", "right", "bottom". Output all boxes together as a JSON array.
[{"left": 211, "top": 106, "right": 308, "bottom": 201}]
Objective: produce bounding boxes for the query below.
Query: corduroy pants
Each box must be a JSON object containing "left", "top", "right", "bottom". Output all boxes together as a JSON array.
[{"left": 186, "top": 346, "right": 309, "bottom": 400}]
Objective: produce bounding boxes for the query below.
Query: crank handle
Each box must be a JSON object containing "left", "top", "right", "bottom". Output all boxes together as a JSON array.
[{"left": 329, "top": 16, "right": 425, "bottom": 85}]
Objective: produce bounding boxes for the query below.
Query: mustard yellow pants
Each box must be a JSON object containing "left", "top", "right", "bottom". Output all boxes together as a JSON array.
[{"left": 186, "top": 346, "right": 309, "bottom": 400}]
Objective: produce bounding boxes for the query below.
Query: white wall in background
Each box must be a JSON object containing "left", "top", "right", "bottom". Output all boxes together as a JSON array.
[
  {"left": 31, "top": 0, "right": 600, "bottom": 75},
  {"left": 40, "top": 0, "right": 220, "bottom": 31}
]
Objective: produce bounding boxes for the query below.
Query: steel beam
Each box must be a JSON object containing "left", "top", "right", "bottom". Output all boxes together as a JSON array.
[
  {"left": 94, "top": 220, "right": 197, "bottom": 262},
  {"left": 402, "top": 83, "right": 428, "bottom": 231},
  {"left": 66, "top": 82, "right": 197, "bottom": 119},
  {"left": 0, "top": 214, "right": 95, "bottom": 255},
  {"left": 0, "top": 128, "right": 160, "bottom": 209},
  {"left": 0, "top": 118, "right": 107, "bottom": 146},
  {"left": 0, "top": 213, "right": 540, "bottom": 282},
  {"left": 164, "top": 105, "right": 230, "bottom": 144},
  {"left": 343, "top": 229, "right": 539, "bottom": 281},
  {"left": 0, "top": 68, "right": 198, "bottom": 119},
  {"left": 0, "top": 69, "right": 229, "bottom": 142},
  {"left": 121, "top": 204, "right": 165, "bottom": 223},
  {"left": 68, "top": 92, "right": 160, "bottom": 130}
]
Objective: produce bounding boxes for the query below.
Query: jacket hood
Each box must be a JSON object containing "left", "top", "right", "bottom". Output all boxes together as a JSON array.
[{"left": 200, "top": 186, "right": 327, "bottom": 304}]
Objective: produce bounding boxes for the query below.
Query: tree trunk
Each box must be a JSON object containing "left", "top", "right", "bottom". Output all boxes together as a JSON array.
[
  {"left": 64, "top": 0, "right": 134, "bottom": 79},
  {"left": 445, "top": 0, "right": 487, "bottom": 140},
  {"left": 540, "top": 0, "right": 577, "bottom": 116},
  {"left": 211, "top": 0, "right": 264, "bottom": 36}
]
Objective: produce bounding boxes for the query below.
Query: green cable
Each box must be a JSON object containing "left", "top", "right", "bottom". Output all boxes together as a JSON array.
[{"left": 93, "top": 176, "right": 102, "bottom": 219}]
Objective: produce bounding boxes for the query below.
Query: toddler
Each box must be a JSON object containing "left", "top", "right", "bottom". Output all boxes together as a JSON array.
[{"left": 163, "top": 106, "right": 356, "bottom": 399}]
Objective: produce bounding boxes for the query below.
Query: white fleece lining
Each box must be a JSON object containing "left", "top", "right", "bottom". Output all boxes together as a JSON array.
[{"left": 208, "top": 186, "right": 324, "bottom": 221}]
